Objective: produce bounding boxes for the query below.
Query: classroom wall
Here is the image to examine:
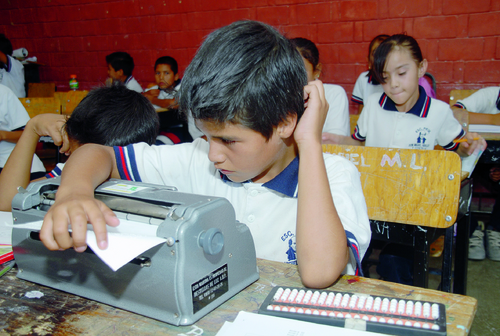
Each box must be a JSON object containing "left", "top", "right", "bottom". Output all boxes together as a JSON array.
[{"left": 0, "top": 0, "right": 498, "bottom": 112}]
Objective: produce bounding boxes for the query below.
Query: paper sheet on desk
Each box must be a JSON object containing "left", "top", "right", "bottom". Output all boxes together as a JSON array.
[
  {"left": 10, "top": 219, "right": 167, "bottom": 271},
  {"left": 469, "top": 124, "right": 500, "bottom": 133},
  {"left": 0, "top": 211, "right": 14, "bottom": 245},
  {"left": 216, "top": 311, "right": 389, "bottom": 336},
  {"left": 461, "top": 147, "right": 483, "bottom": 178}
]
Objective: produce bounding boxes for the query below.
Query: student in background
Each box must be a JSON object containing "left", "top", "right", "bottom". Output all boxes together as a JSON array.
[
  {"left": 351, "top": 34, "right": 435, "bottom": 115},
  {"left": 453, "top": 87, "right": 500, "bottom": 261},
  {"left": 143, "top": 56, "right": 202, "bottom": 144},
  {"left": 105, "top": 52, "right": 143, "bottom": 93},
  {"left": 325, "top": 33, "right": 486, "bottom": 284},
  {"left": 0, "top": 85, "right": 159, "bottom": 212},
  {"left": 0, "top": 34, "right": 25, "bottom": 98},
  {"left": 143, "top": 56, "right": 181, "bottom": 109},
  {"left": 0, "top": 83, "right": 44, "bottom": 181},
  {"left": 290, "top": 38, "right": 350, "bottom": 137},
  {"left": 38, "top": 20, "right": 371, "bottom": 289}
]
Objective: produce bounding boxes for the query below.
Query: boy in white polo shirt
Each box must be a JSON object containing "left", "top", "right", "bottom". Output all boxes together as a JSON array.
[
  {"left": 0, "top": 34, "right": 26, "bottom": 98},
  {"left": 39, "top": 20, "right": 371, "bottom": 289},
  {"left": 105, "top": 52, "right": 142, "bottom": 93}
]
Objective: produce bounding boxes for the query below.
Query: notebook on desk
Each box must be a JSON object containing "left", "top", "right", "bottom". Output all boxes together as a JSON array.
[{"left": 469, "top": 124, "right": 500, "bottom": 133}]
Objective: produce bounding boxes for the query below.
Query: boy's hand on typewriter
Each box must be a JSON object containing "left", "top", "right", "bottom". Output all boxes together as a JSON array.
[
  {"left": 40, "top": 193, "right": 120, "bottom": 252},
  {"left": 294, "top": 80, "right": 329, "bottom": 147}
]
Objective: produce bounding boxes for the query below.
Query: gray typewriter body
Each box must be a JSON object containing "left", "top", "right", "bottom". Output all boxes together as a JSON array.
[{"left": 11, "top": 178, "right": 259, "bottom": 325}]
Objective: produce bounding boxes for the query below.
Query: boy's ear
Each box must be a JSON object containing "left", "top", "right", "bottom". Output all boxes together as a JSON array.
[
  {"left": 277, "top": 113, "right": 298, "bottom": 138},
  {"left": 174, "top": 73, "right": 179, "bottom": 81},
  {"left": 418, "top": 59, "right": 428, "bottom": 78},
  {"left": 117, "top": 69, "right": 124, "bottom": 78},
  {"left": 313, "top": 63, "right": 322, "bottom": 80}
]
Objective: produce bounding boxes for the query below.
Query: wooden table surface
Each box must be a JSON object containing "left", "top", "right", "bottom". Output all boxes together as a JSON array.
[{"left": 0, "top": 259, "right": 477, "bottom": 336}]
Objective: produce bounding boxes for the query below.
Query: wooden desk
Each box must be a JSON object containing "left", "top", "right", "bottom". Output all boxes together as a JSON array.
[{"left": 0, "top": 259, "right": 476, "bottom": 335}]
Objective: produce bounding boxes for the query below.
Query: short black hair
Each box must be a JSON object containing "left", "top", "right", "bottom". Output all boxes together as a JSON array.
[
  {"left": 179, "top": 20, "right": 307, "bottom": 140},
  {"left": 0, "top": 34, "right": 13, "bottom": 56},
  {"left": 154, "top": 56, "right": 178, "bottom": 75},
  {"left": 106, "top": 51, "right": 135, "bottom": 77},
  {"left": 372, "top": 34, "right": 423, "bottom": 85},
  {"left": 65, "top": 85, "right": 159, "bottom": 146},
  {"left": 290, "top": 37, "right": 320, "bottom": 71}
]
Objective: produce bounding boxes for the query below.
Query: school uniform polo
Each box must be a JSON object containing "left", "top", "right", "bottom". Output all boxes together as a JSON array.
[
  {"left": 0, "top": 84, "right": 44, "bottom": 172},
  {"left": 323, "top": 84, "right": 350, "bottom": 136},
  {"left": 454, "top": 87, "right": 500, "bottom": 115},
  {"left": 0, "top": 55, "right": 26, "bottom": 98},
  {"left": 112, "top": 138, "right": 371, "bottom": 275},
  {"left": 352, "top": 86, "right": 464, "bottom": 150},
  {"left": 351, "top": 71, "right": 384, "bottom": 105},
  {"left": 124, "top": 76, "right": 143, "bottom": 93}
]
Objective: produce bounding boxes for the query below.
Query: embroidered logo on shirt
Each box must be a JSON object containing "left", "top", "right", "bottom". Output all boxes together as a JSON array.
[
  {"left": 281, "top": 231, "right": 297, "bottom": 265},
  {"left": 409, "top": 127, "right": 432, "bottom": 150}
]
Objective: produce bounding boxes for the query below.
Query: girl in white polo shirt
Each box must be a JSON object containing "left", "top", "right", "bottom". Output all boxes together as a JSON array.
[{"left": 325, "top": 33, "right": 487, "bottom": 284}]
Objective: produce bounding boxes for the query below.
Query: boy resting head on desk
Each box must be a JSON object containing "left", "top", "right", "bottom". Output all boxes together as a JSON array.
[
  {"left": 39, "top": 20, "right": 371, "bottom": 289},
  {"left": 0, "top": 85, "right": 159, "bottom": 212}
]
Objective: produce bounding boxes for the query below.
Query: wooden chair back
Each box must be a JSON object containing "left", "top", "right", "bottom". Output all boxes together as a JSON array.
[
  {"left": 322, "top": 145, "right": 461, "bottom": 228},
  {"left": 449, "top": 89, "right": 478, "bottom": 107},
  {"left": 19, "top": 97, "right": 61, "bottom": 118},
  {"left": 349, "top": 114, "right": 359, "bottom": 135},
  {"left": 55, "top": 90, "right": 89, "bottom": 115},
  {"left": 27, "top": 83, "right": 56, "bottom": 97}
]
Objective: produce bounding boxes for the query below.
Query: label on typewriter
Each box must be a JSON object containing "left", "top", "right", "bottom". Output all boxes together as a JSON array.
[{"left": 191, "top": 264, "right": 229, "bottom": 314}]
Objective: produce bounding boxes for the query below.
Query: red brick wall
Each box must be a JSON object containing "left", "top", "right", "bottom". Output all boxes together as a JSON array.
[{"left": 1, "top": 0, "right": 499, "bottom": 112}]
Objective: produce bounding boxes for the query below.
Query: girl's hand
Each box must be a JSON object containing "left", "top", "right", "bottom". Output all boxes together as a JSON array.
[
  {"left": 294, "top": 80, "right": 329, "bottom": 147},
  {"left": 457, "top": 132, "right": 487, "bottom": 157},
  {"left": 322, "top": 132, "right": 345, "bottom": 145}
]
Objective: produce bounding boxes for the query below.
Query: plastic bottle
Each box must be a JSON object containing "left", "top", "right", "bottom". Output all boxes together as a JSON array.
[{"left": 69, "top": 74, "right": 79, "bottom": 90}]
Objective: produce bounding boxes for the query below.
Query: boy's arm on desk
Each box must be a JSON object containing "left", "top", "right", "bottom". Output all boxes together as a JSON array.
[{"left": 0, "top": 259, "right": 477, "bottom": 336}]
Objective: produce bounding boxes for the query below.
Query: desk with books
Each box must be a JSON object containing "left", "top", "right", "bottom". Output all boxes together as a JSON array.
[{"left": 0, "top": 258, "right": 477, "bottom": 336}]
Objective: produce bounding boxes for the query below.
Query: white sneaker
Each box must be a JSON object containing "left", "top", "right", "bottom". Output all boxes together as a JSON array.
[
  {"left": 469, "top": 229, "right": 486, "bottom": 260},
  {"left": 486, "top": 229, "right": 500, "bottom": 261}
]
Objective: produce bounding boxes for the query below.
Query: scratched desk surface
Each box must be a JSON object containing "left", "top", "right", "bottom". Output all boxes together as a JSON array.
[{"left": 0, "top": 259, "right": 476, "bottom": 336}]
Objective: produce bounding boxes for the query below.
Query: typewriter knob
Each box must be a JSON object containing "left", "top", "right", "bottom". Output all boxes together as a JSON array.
[{"left": 199, "top": 228, "right": 224, "bottom": 255}]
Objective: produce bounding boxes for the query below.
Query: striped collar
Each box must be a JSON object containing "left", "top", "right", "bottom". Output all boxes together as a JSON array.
[
  {"left": 220, "top": 156, "right": 299, "bottom": 198},
  {"left": 125, "top": 76, "right": 134, "bottom": 85},
  {"left": 496, "top": 88, "right": 500, "bottom": 111},
  {"left": 367, "top": 73, "right": 380, "bottom": 85},
  {"left": 379, "top": 85, "right": 431, "bottom": 118}
]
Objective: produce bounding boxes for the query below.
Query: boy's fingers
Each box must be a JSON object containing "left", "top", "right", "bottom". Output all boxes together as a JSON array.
[
  {"left": 53, "top": 206, "right": 87, "bottom": 251},
  {"left": 39, "top": 216, "right": 61, "bottom": 251}
]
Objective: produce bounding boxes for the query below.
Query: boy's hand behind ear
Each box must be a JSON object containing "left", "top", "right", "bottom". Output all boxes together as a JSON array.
[
  {"left": 29, "top": 114, "right": 71, "bottom": 155},
  {"left": 294, "top": 80, "right": 329, "bottom": 147}
]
